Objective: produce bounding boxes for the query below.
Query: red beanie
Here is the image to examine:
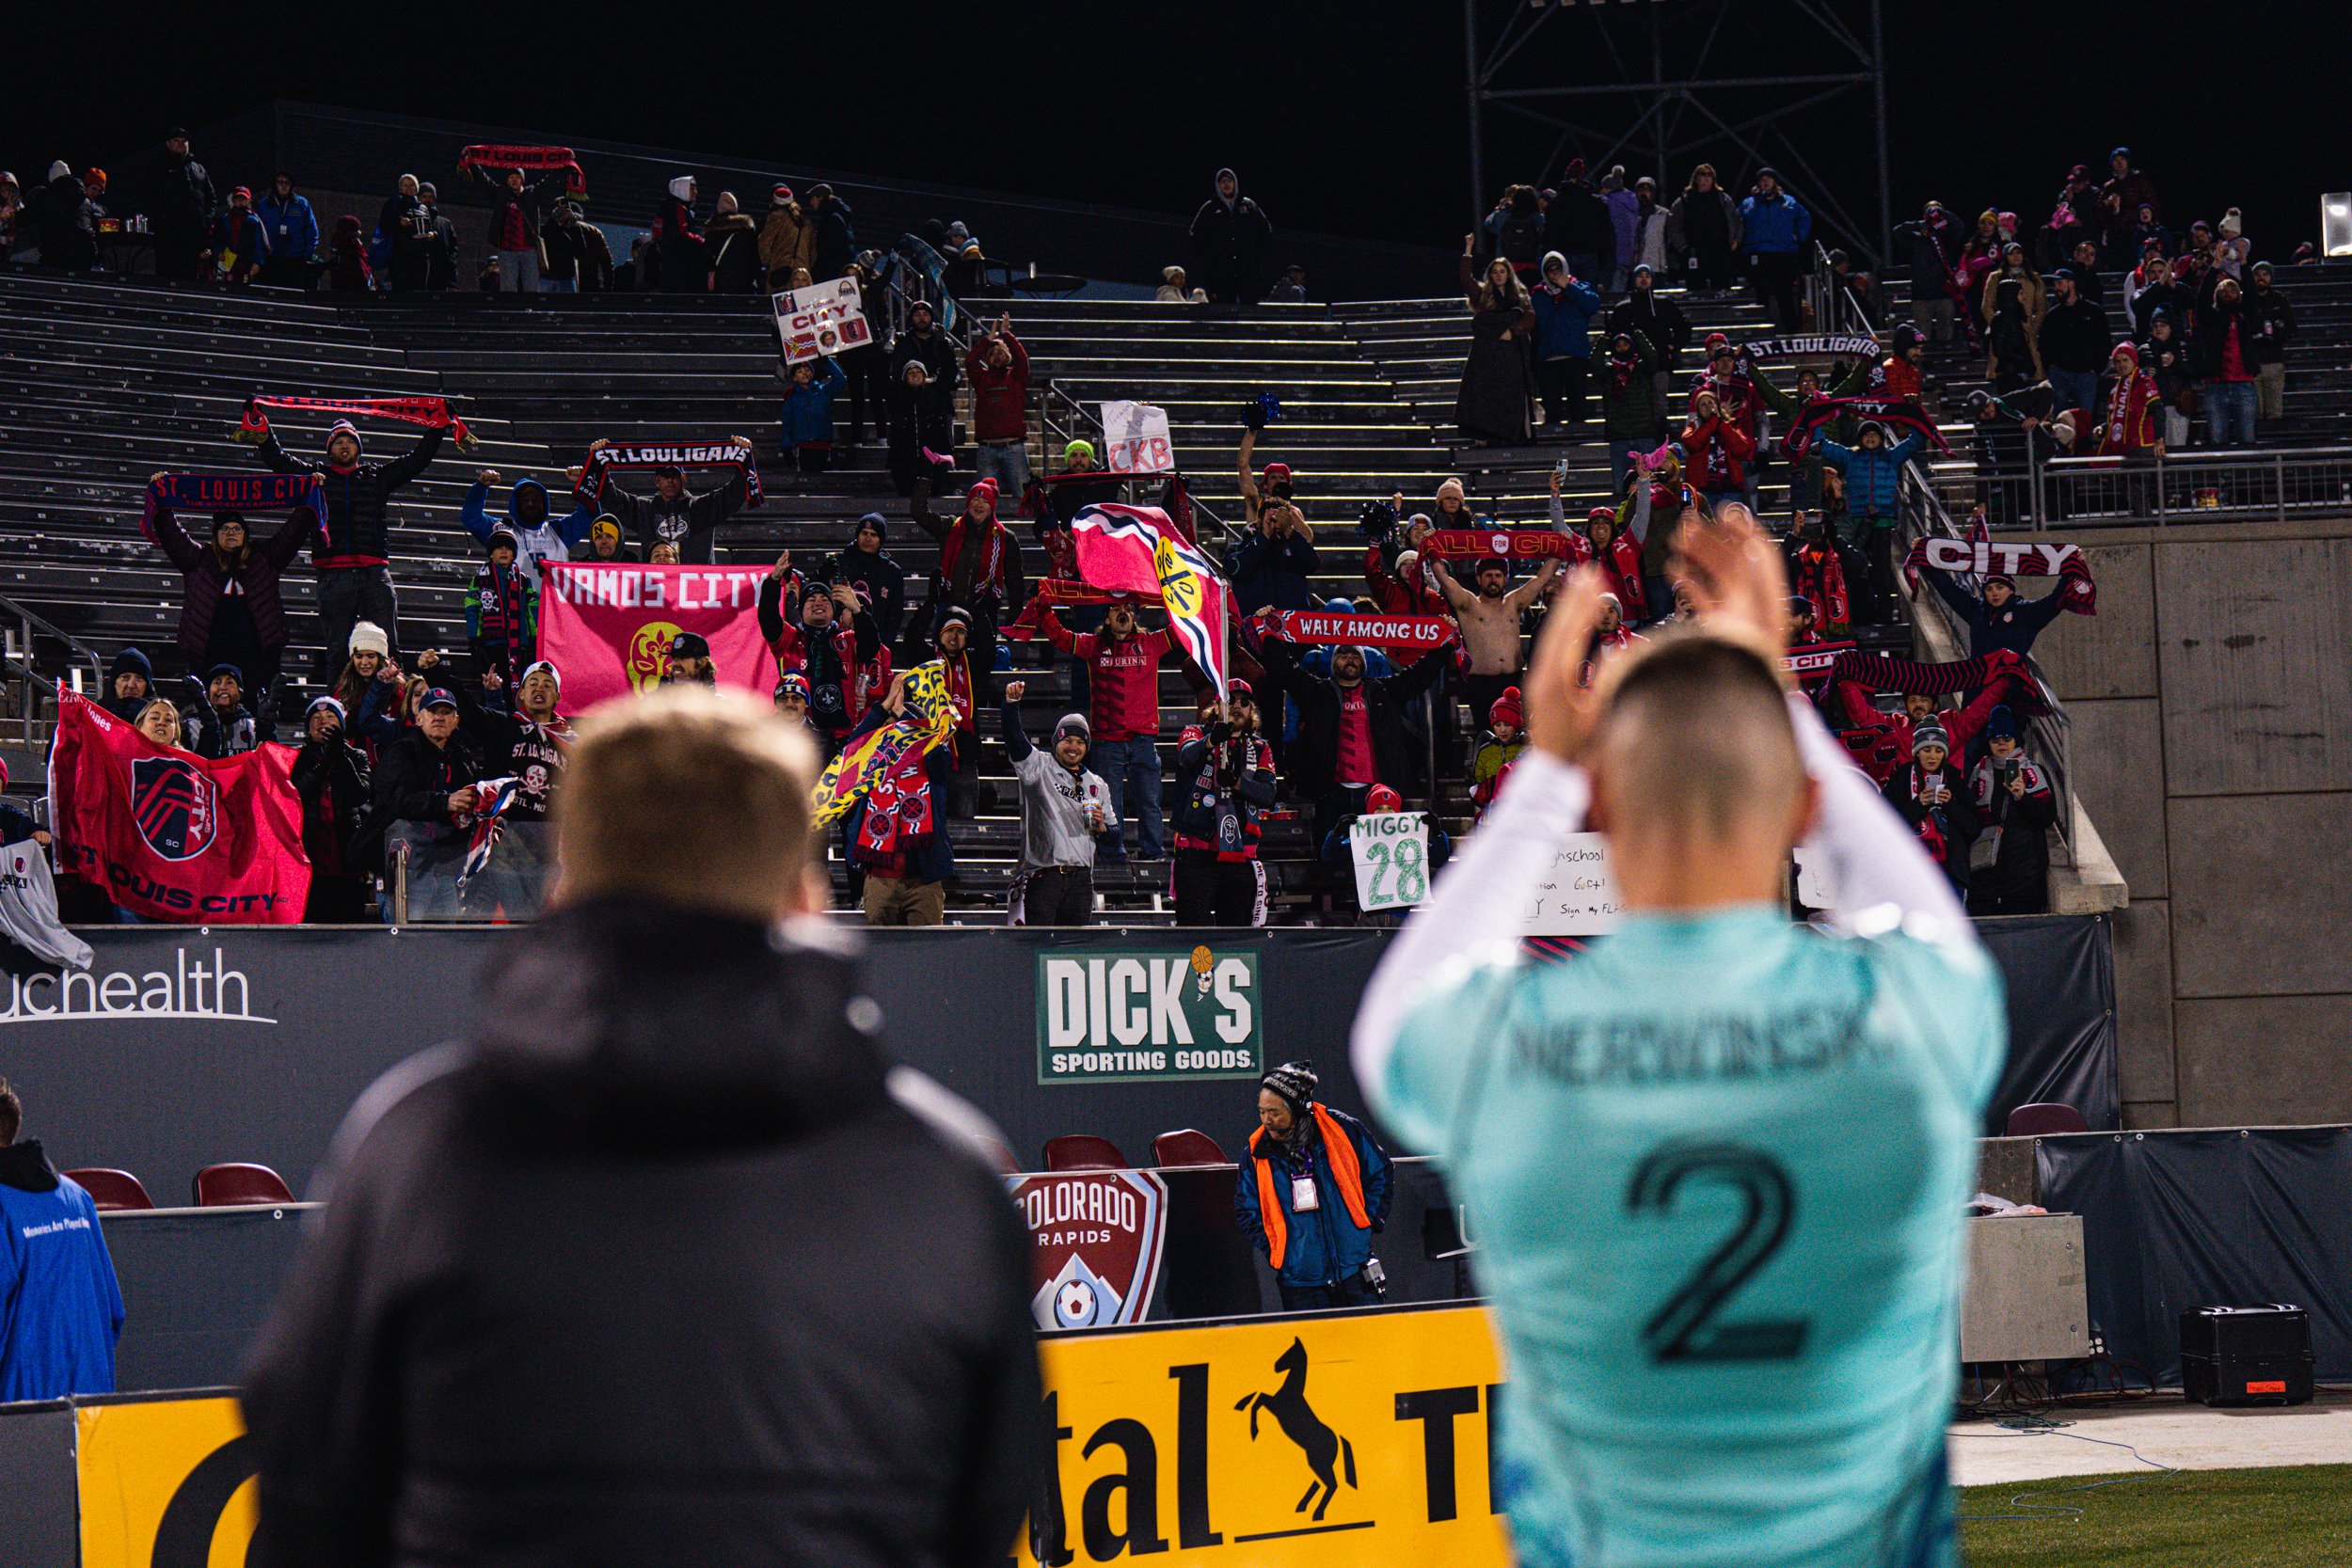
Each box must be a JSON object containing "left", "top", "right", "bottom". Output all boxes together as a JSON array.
[
  {"left": 1367, "top": 784, "right": 1403, "bottom": 814},
  {"left": 1489, "top": 686, "right": 1524, "bottom": 730}
]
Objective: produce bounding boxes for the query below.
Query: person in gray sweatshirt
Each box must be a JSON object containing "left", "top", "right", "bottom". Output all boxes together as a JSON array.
[{"left": 1000, "top": 680, "right": 1119, "bottom": 927}]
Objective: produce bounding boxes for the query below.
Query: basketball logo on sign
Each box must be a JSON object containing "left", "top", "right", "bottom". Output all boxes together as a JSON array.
[
  {"left": 626, "top": 621, "right": 683, "bottom": 691},
  {"left": 1154, "top": 536, "right": 1201, "bottom": 617},
  {"left": 129, "top": 756, "right": 217, "bottom": 861}
]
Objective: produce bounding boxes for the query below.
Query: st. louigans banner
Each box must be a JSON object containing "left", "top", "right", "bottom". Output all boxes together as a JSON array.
[
  {"left": 536, "top": 562, "right": 773, "bottom": 709},
  {"left": 1248, "top": 611, "right": 1457, "bottom": 651},
  {"left": 47, "top": 691, "right": 310, "bottom": 924},
  {"left": 1418, "top": 529, "right": 1580, "bottom": 562},
  {"left": 1735, "top": 334, "right": 1881, "bottom": 359},
  {"left": 575, "top": 440, "right": 764, "bottom": 507}
]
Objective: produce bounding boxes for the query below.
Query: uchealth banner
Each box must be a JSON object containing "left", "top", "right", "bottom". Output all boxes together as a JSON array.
[
  {"left": 1018, "top": 1304, "right": 1509, "bottom": 1566},
  {"left": 48, "top": 690, "right": 310, "bottom": 925},
  {"left": 1419, "top": 529, "right": 1579, "bottom": 562},
  {"left": 1250, "top": 611, "right": 1455, "bottom": 651},
  {"left": 537, "top": 562, "right": 774, "bottom": 709}
]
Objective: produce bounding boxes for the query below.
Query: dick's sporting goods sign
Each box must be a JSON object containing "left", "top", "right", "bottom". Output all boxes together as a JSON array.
[{"left": 1038, "top": 947, "right": 1263, "bottom": 1084}]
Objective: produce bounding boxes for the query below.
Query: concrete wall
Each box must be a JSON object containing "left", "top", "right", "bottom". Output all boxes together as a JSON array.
[{"left": 2033, "top": 519, "right": 2352, "bottom": 1126}]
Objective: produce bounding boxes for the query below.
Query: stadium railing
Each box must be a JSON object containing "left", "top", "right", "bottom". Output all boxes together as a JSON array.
[{"left": 1943, "top": 446, "right": 2352, "bottom": 531}]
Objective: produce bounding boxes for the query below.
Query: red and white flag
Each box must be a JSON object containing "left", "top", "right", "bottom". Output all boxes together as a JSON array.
[
  {"left": 47, "top": 690, "right": 310, "bottom": 924},
  {"left": 1072, "top": 503, "right": 1232, "bottom": 699},
  {"left": 537, "top": 562, "right": 775, "bottom": 710}
]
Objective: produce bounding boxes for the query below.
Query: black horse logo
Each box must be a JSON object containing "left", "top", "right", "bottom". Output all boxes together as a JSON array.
[{"left": 1234, "top": 1336, "right": 1357, "bottom": 1520}]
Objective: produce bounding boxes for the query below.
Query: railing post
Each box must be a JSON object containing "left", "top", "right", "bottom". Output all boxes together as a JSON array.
[{"left": 2276, "top": 453, "right": 2287, "bottom": 523}]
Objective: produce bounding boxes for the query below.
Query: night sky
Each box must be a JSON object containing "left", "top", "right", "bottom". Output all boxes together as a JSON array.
[{"left": 11, "top": 2, "right": 2344, "bottom": 266}]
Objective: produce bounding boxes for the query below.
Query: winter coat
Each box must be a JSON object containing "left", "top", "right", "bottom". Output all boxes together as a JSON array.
[
  {"left": 461, "top": 478, "right": 595, "bottom": 592},
  {"left": 757, "top": 585, "right": 883, "bottom": 736},
  {"left": 758, "top": 202, "right": 816, "bottom": 277},
  {"left": 1607, "top": 290, "right": 1692, "bottom": 368},
  {"left": 469, "top": 164, "right": 566, "bottom": 249},
  {"left": 965, "top": 332, "right": 1030, "bottom": 444},
  {"left": 601, "top": 468, "right": 751, "bottom": 564},
  {"left": 466, "top": 559, "right": 538, "bottom": 672},
  {"left": 1039, "top": 611, "right": 1172, "bottom": 743},
  {"left": 0, "top": 1144, "right": 122, "bottom": 1402},
  {"left": 654, "top": 194, "right": 706, "bottom": 290},
  {"left": 144, "top": 150, "right": 216, "bottom": 238},
  {"left": 290, "top": 736, "right": 371, "bottom": 876},
  {"left": 1968, "top": 754, "right": 2057, "bottom": 905},
  {"left": 1530, "top": 273, "right": 1601, "bottom": 361},
  {"left": 1884, "top": 763, "right": 1980, "bottom": 893},
  {"left": 1681, "top": 412, "right": 1757, "bottom": 493},
  {"left": 353, "top": 725, "right": 485, "bottom": 873},
  {"left": 1818, "top": 433, "right": 1923, "bottom": 522},
  {"left": 183, "top": 698, "right": 259, "bottom": 760},
  {"left": 103, "top": 648, "right": 155, "bottom": 722},
  {"left": 1667, "top": 187, "right": 1740, "bottom": 260},
  {"left": 1605, "top": 188, "right": 1642, "bottom": 267},
  {"left": 889, "top": 325, "right": 959, "bottom": 389},
  {"left": 1596, "top": 331, "right": 1661, "bottom": 437},
  {"left": 1169, "top": 723, "right": 1279, "bottom": 857},
  {"left": 1737, "top": 190, "right": 1811, "bottom": 254},
  {"left": 2038, "top": 297, "right": 2115, "bottom": 374},
  {"left": 2243, "top": 285, "right": 2297, "bottom": 368},
  {"left": 256, "top": 428, "right": 444, "bottom": 569},
  {"left": 1258, "top": 639, "right": 1449, "bottom": 799},
  {"left": 257, "top": 190, "right": 320, "bottom": 261},
  {"left": 778, "top": 357, "right": 848, "bottom": 448},
  {"left": 240, "top": 898, "right": 1041, "bottom": 1568},
  {"left": 1232, "top": 1105, "right": 1392, "bottom": 1290},
  {"left": 207, "top": 209, "right": 267, "bottom": 277},
  {"left": 823, "top": 526, "right": 909, "bottom": 646},
  {"left": 540, "top": 217, "right": 613, "bottom": 290},
  {"left": 1189, "top": 190, "right": 1273, "bottom": 290},
  {"left": 1925, "top": 575, "right": 2072, "bottom": 658},
  {"left": 808, "top": 195, "right": 856, "bottom": 279},
  {"left": 1549, "top": 183, "right": 1614, "bottom": 261},
  {"left": 25, "top": 173, "right": 100, "bottom": 268},
  {"left": 1229, "top": 525, "right": 1323, "bottom": 613},
  {"left": 141, "top": 500, "right": 318, "bottom": 658},
  {"left": 2140, "top": 327, "right": 2195, "bottom": 405},
  {"left": 911, "top": 493, "right": 1025, "bottom": 612},
  {"left": 707, "top": 212, "right": 763, "bottom": 293}
]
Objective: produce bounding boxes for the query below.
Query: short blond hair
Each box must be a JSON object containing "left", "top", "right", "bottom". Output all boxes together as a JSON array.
[{"left": 556, "top": 688, "right": 818, "bottom": 921}]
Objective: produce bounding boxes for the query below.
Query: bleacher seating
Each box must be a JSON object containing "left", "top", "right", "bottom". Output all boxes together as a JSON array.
[
  {"left": 191, "top": 1161, "right": 294, "bottom": 1207},
  {"left": 64, "top": 1167, "right": 154, "bottom": 1212}
]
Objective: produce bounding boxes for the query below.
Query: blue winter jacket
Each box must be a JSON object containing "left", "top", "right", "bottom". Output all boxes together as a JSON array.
[
  {"left": 779, "top": 357, "right": 847, "bottom": 448},
  {"left": 1530, "top": 276, "right": 1603, "bottom": 361},
  {"left": 256, "top": 191, "right": 321, "bottom": 261},
  {"left": 1233, "top": 1105, "right": 1393, "bottom": 1289},
  {"left": 0, "top": 1145, "right": 124, "bottom": 1402},
  {"left": 1738, "top": 191, "right": 1814, "bottom": 255},
  {"left": 1819, "top": 431, "right": 1923, "bottom": 522}
]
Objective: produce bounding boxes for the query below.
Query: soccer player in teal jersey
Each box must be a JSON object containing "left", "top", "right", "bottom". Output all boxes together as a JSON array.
[{"left": 1353, "top": 515, "right": 2004, "bottom": 1568}]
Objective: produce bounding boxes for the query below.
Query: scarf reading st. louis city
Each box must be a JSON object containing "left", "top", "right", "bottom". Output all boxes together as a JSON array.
[
  {"left": 458, "top": 145, "right": 587, "bottom": 197},
  {"left": 142, "top": 472, "right": 323, "bottom": 533},
  {"left": 1778, "top": 397, "right": 1947, "bottom": 459},
  {"left": 577, "top": 441, "right": 764, "bottom": 507},
  {"left": 231, "top": 395, "right": 478, "bottom": 452}
]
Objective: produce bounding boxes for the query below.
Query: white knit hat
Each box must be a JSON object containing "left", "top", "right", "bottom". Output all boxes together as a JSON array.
[{"left": 347, "top": 621, "right": 389, "bottom": 657}]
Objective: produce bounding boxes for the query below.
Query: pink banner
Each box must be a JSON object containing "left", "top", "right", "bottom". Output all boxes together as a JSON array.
[{"left": 537, "top": 562, "right": 774, "bottom": 710}]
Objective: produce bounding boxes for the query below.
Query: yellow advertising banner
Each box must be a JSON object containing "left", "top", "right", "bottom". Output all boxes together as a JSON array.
[
  {"left": 75, "top": 1395, "right": 256, "bottom": 1568},
  {"left": 1018, "top": 1304, "right": 1511, "bottom": 1566}
]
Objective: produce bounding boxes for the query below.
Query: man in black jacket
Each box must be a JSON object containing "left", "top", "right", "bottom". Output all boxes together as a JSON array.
[
  {"left": 243, "top": 688, "right": 1044, "bottom": 1568},
  {"left": 2039, "top": 268, "right": 2113, "bottom": 418},
  {"left": 587, "top": 439, "right": 755, "bottom": 562},
  {"left": 1189, "top": 167, "right": 1273, "bottom": 304},
  {"left": 888, "top": 300, "right": 959, "bottom": 389},
  {"left": 349, "top": 685, "right": 485, "bottom": 881},
  {"left": 290, "top": 696, "right": 373, "bottom": 923},
  {"left": 1257, "top": 626, "right": 1452, "bottom": 849},
  {"left": 143, "top": 127, "right": 215, "bottom": 280},
  {"left": 805, "top": 182, "right": 857, "bottom": 279},
  {"left": 254, "top": 416, "right": 447, "bottom": 686},
  {"left": 2244, "top": 261, "right": 2297, "bottom": 422}
]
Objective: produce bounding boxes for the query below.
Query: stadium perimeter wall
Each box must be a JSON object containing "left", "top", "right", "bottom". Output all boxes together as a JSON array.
[{"left": 2022, "top": 517, "right": 2352, "bottom": 1128}]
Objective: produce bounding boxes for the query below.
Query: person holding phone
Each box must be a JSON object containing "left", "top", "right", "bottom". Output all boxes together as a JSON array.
[{"left": 1883, "top": 721, "right": 1979, "bottom": 893}]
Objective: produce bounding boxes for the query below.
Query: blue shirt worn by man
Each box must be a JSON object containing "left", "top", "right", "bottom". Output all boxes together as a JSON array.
[
  {"left": 1354, "top": 703, "right": 2004, "bottom": 1568},
  {"left": 0, "top": 1141, "right": 125, "bottom": 1402}
]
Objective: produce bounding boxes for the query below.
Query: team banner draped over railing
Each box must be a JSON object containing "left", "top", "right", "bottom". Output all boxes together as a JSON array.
[
  {"left": 47, "top": 691, "right": 310, "bottom": 925},
  {"left": 1418, "top": 529, "right": 1581, "bottom": 562},
  {"left": 456, "top": 143, "right": 587, "bottom": 196},
  {"left": 1777, "top": 396, "right": 1948, "bottom": 458},
  {"left": 536, "top": 562, "right": 773, "bottom": 709},
  {"left": 1249, "top": 611, "right": 1457, "bottom": 651},
  {"left": 1073, "top": 504, "right": 1232, "bottom": 699},
  {"left": 230, "top": 395, "right": 478, "bottom": 452},
  {"left": 574, "top": 440, "right": 764, "bottom": 507}
]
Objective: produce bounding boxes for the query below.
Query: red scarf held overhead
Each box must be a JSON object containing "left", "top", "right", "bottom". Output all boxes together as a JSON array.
[
  {"left": 1420, "top": 529, "right": 1581, "bottom": 562},
  {"left": 458, "top": 145, "right": 587, "bottom": 196},
  {"left": 232, "top": 395, "right": 477, "bottom": 452},
  {"left": 1248, "top": 610, "right": 1456, "bottom": 650}
]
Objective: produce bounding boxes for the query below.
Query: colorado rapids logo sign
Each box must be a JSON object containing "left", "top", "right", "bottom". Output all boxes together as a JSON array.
[
  {"left": 1008, "top": 1168, "right": 1168, "bottom": 1329},
  {"left": 130, "top": 756, "right": 218, "bottom": 861}
]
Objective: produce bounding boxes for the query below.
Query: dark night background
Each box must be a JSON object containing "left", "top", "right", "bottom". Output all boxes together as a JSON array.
[{"left": 7, "top": 2, "right": 2345, "bottom": 273}]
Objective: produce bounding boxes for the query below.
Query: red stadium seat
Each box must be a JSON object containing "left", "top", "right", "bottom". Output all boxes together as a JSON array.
[
  {"left": 192, "top": 1163, "right": 294, "bottom": 1207},
  {"left": 64, "top": 1168, "right": 153, "bottom": 1212},
  {"left": 2004, "top": 1102, "right": 2090, "bottom": 1137},
  {"left": 1043, "top": 1134, "right": 1128, "bottom": 1172},
  {"left": 1152, "top": 1130, "right": 1230, "bottom": 1167}
]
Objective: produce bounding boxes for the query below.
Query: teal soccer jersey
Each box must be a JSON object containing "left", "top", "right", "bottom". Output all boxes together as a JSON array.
[{"left": 1356, "top": 717, "right": 2006, "bottom": 1568}]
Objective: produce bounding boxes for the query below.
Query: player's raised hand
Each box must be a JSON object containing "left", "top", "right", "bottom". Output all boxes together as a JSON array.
[
  {"left": 1523, "top": 564, "right": 1609, "bottom": 766},
  {"left": 1677, "top": 505, "right": 1791, "bottom": 670}
]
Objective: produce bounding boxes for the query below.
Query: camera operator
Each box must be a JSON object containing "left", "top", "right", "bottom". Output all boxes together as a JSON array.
[
  {"left": 1966, "top": 707, "right": 2057, "bottom": 915},
  {"left": 1233, "top": 1061, "right": 1392, "bottom": 1311}
]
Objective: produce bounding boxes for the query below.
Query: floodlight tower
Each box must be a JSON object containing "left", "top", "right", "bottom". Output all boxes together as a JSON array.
[{"left": 1464, "top": 0, "right": 1894, "bottom": 265}]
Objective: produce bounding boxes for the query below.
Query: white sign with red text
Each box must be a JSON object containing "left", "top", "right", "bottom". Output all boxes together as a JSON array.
[
  {"left": 772, "top": 277, "right": 871, "bottom": 364},
  {"left": 1102, "top": 401, "right": 1176, "bottom": 474}
]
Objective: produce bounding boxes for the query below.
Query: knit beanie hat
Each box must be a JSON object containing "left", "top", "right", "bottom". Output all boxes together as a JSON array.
[
  {"left": 347, "top": 621, "right": 390, "bottom": 657},
  {"left": 1055, "top": 713, "right": 1090, "bottom": 742},
  {"left": 1260, "top": 1060, "right": 1318, "bottom": 1117},
  {"left": 1489, "top": 686, "right": 1524, "bottom": 729}
]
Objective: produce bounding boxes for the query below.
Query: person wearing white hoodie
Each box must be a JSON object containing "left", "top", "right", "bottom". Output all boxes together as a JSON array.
[{"left": 656, "top": 175, "right": 707, "bottom": 293}]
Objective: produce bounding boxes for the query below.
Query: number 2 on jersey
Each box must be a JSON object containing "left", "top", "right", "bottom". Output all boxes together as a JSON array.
[{"left": 1624, "top": 1141, "right": 1810, "bottom": 1363}]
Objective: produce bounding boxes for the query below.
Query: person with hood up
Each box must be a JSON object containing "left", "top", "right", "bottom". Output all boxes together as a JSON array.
[
  {"left": 254, "top": 415, "right": 444, "bottom": 685},
  {"left": 256, "top": 172, "right": 320, "bottom": 287},
  {"left": 1529, "top": 252, "right": 1601, "bottom": 428},
  {"left": 1188, "top": 167, "right": 1273, "bottom": 304},
  {"left": 1628, "top": 177, "right": 1672, "bottom": 275},
  {"left": 1666, "top": 163, "right": 1740, "bottom": 294},
  {"left": 103, "top": 647, "right": 155, "bottom": 722},
  {"left": 1966, "top": 707, "right": 2057, "bottom": 915},
  {"left": 22, "top": 160, "right": 100, "bottom": 271},
  {"left": 1817, "top": 420, "right": 1924, "bottom": 623},
  {"left": 705, "top": 191, "right": 762, "bottom": 293},
  {"left": 998, "top": 681, "right": 1119, "bottom": 927},
  {"left": 1256, "top": 617, "right": 1453, "bottom": 847},
  {"left": 1455, "top": 245, "right": 1537, "bottom": 444},
  {"left": 584, "top": 437, "right": 754, "bottom": 563},
  {"left": 291, "top": 696, "right": 373, "bottom": 923},
  {"left": 1234, "top": 1061, "right": 1393, "bottom": 1311},
  {"left": 466, "top": 527, "right": 539, "bottom": 695},
  {"left": 818, "top": 514, "right": 906, "bottom": 647},
  {"left": 759, "top": 568, "right": 883, "bottom": 760},
  {"left": 1027, "top": 595, "right": 1175, "bottom": 864},
  {"left": 776, "top": 355, "right": 848, "bottom": 473},
  {"left": 141, "top": 483, "right": 318, "bottom": 733},
  {"left": 756, "top": 183, "right": 815, "bottom": 281},
  {"left": 0, "top": 1080, "right": 124, "bottom": 1401},
  {"left": 244, "top": 690, "right": 1044, "bottom": 1561},
  {"left": 578, "top": 515, "right": 636, "bottom": 564},
  {"left": 1606, "top": 266, "right": 1688, "bottom": 432},
  {"left": 908, "top": 476, "right": 1024, "bottom": 664},
  {"left": 326, "top": 214, "right": 373, "bottom": 292},
  {"left": 652, "top": 174, "right": 706, "bottom": 294},
  {"left": 540, "top": 200, "right": 612, "bottom": 293},
  {"left": 467, "top": 159, "right": 569, "bottom": 293},
  {"left": 462, "top": 470, "right": 596, "bottom": 591}
]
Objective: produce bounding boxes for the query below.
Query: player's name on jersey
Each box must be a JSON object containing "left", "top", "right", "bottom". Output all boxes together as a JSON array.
[{"left": 1510, "top": 1002, "right": 1889, "bottom": 1086}]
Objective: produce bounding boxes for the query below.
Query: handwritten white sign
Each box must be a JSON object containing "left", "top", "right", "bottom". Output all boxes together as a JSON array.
[
  {"left": 1102, "top": 400, "right": 1176, "bottom": 474},
  {"left": 1349, "top": 812, "right": 1430, "bottom": 911},
  {"left": 772, "top": 277, "right": 871, "bottom": 364},
  {"left": 1522, "top": 832, "right": 1622, "bottom": 935}
]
